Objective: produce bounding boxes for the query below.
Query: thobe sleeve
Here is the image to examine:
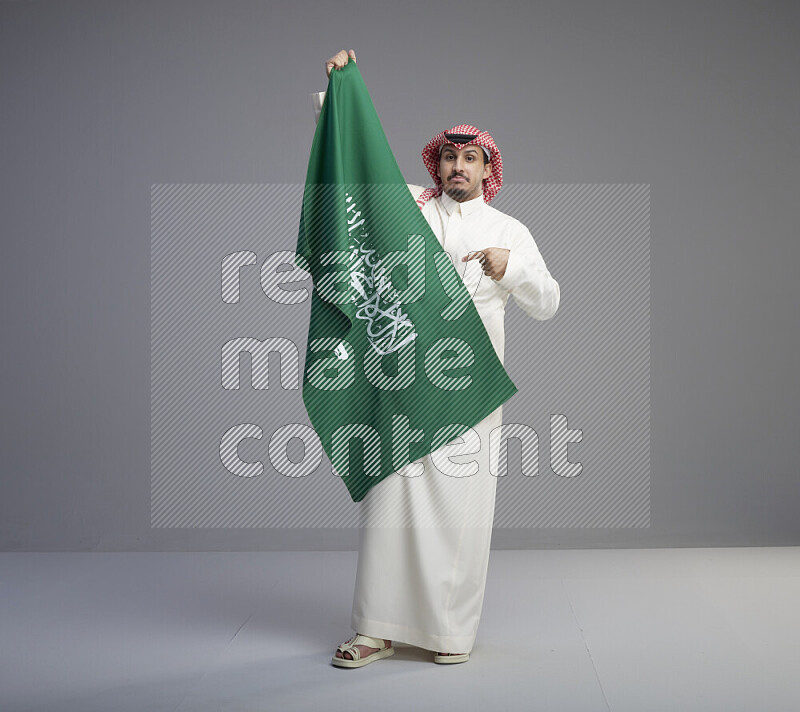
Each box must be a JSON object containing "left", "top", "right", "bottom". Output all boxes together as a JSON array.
[
  {"left": 495, "top": 223, "right": 561, "bottom": 320},
  {"left": 406, "top": 184, "right": 425, "bottom": 201},
  {"left": 311, "top": 90, "right": 326, "bottom": 125}
]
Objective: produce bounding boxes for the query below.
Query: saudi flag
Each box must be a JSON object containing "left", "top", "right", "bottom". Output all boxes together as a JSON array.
[{"left": 295, "top": 60, "right": 518, "bottom": 502}]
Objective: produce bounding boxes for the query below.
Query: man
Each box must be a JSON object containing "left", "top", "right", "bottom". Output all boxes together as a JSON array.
[{"left": 314, "top": 50, "right": 561, "bottom": 667}]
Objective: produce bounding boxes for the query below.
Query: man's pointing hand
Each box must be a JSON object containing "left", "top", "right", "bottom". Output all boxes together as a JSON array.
[{"left": 463, "top": 248, "right": 510, "bottom": 281}]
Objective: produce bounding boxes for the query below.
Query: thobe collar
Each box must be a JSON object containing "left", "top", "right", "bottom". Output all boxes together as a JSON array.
[{"left": 439, "top": 189, "right": 486, "bottom": 217}]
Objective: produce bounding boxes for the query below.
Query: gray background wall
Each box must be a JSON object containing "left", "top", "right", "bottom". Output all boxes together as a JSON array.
[{"left": 1, "top": 0, "right": 797, "bottom": 550}]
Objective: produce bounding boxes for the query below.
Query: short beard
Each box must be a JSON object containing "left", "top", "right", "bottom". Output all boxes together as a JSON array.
[{"left": 443, "top": 183, "right": 480, "bottom": 203}]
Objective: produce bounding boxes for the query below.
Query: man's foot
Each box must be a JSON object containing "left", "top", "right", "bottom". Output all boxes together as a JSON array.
[
  {"left": 334, "top": 633, "right": 392, "bottom": 662},
  {"left": 335, "top": 635, "right": 391, "bottom": 661},
  {"left": 433, "top": 650, "right": 470, "bottom": 664}
]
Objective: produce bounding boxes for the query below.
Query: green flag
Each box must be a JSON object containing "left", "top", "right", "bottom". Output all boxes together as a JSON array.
[{"left": 295, "top": 60, "right": 518, "bottom": 502}]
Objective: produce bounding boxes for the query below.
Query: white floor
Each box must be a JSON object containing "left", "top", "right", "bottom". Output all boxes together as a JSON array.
[{"left": 1, "top": 547, "right": 799, "bottom": 712}]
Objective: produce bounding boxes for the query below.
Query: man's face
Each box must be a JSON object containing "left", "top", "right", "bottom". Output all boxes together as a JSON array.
[{"left": 438, "top": 143, "right": 492, "bottom": 202}]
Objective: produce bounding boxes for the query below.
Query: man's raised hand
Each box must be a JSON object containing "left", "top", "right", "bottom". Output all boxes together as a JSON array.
[{"left": 325, "top": 49, "right": 357, "bottom": 78}]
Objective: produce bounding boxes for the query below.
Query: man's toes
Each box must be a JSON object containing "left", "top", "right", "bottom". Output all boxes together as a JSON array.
[{"left": 336, "top": 644, "right": 380, "bottom": 661}]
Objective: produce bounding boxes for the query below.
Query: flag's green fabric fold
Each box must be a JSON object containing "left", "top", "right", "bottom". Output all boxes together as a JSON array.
[{"left": 296, "top": 61, "right": 518, "bottom": 502}]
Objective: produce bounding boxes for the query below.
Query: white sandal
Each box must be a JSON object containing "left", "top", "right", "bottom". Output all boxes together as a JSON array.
[
  {"left": 433, "top": 651, "right": 470, "bottom": 664},
  {"left": 331, "top": 633, "right": 395, "bottom": 668}
]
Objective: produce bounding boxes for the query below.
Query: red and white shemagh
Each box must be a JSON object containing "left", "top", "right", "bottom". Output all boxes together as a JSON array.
[{"left": 415, "top": 124, "right": 504, "bottom": 209}]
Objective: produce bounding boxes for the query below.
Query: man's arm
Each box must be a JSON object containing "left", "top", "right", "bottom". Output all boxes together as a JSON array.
[
  {"left": 495, "top": 225, "right": 560, "bottom": 320},
  {"left": 311, "top": 91, "right": 325, "bottom": 125},
  {"left": 311, "top": 48, "right": 355, "bottom": 123}
]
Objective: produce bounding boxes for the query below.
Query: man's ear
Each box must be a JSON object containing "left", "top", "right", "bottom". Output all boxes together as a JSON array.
[{"left": 483, "top": 162, "right": 493, "bottom": 180}]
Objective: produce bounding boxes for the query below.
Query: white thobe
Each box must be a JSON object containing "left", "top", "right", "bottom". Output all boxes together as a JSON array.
[{"left": 311, "top": 93, "right": 561, "bottom": 652}]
